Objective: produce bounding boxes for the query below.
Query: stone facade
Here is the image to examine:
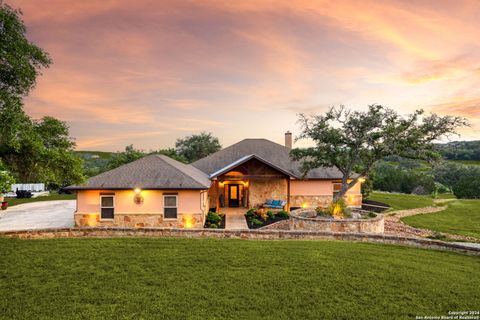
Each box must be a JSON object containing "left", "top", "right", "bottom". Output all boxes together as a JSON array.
[
  {"left": 248, "top": 178, "right": 287, "bottom": 208},
  {"left": 290, "top": 208, "right": 384, "bottom": 234},
  {"left": 74, "top": 212, "right": 204, "bottom": 228}
]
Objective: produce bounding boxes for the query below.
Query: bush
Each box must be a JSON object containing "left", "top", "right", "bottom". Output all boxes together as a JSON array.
[
  {"left": 371, "top": 162, "right": 435, "bottom": 194},
  {"left": 327, "top": 199, "right": 350, "bottom": 219},
  {"left": 367, "top": 212, "right": 377, "bottom": 218},
  {"left": 206, "top": 211, "right": 223, "bottom": 228},
  {"left": 453, "top": 176, "right": 480, "bottom": 199},
  {"left": 245, "top": 208, "right": 257, "bottom": 219},
  {"left": 250, "top": 218, "right": 263, "bottom": 226},
  {"left": 275, "top": 210, "right": 289, "bottom": 218},
  {"left": 361, "top": 178, "right": 373, "bottom": 198},
  {"left": 266, "top": 210, "right": 275, "bottom": 219}
]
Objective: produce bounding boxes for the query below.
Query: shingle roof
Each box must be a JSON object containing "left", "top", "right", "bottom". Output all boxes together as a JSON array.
[
  {"left": 66, "top": 154, "right": 211, "bottom": 190},
  {"left": 192, "top": 138, "right": 344, "bottom": 179}
]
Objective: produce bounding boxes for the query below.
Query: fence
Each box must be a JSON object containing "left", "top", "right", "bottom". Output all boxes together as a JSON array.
[{"left": 11, "top": 183, "right": 45, "bottom": 192}]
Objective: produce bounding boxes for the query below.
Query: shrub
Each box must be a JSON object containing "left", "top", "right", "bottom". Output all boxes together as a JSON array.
[
  {"left": 361, "top": 178, "right": 373, "bottom": 198},
  {"left": 206, "top": 211, "right": 223, "bottom": 228},
  {"left": 367, "top": 212, "right": 377, "bottom": 218},
  {"left": 453, "top": 176, "right": 480, "bottom": 199},
  {"left": 250, "top": 218, "right": 263, "bottom": 226},
  {"left": 327, "top": 199, "right": 350, "bottom": 218},
  {"left": 275, "top": 210, "right": 289, "bottom": 218},
  {"left": 266, "top": 210, "right": 275, "bottom": 219},
  {"left": 245, "top": 208, "right": 257, "bottom": 219}
]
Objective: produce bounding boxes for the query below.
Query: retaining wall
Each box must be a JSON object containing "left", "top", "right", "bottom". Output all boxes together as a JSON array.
[
  {"left": 1, "top": 227, "right": 479, "bottom": 256},
  {"left": 290, "top": 208, "right": 384, "bottom": 234}
]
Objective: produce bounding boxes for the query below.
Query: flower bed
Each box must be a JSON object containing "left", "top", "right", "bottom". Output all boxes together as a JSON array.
[{"left": 244, "top": 208, "right": 289, "bottom": 229}]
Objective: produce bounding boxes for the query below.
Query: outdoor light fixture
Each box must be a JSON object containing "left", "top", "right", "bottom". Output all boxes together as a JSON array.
[
  {"left": 133, "top": 188, "right": 144, "bottom": 204},
  {"left": 301, "top": 203, "right": 308, "bottom": 208},
  {"left": 358, "top": 178, "right": 366, "bottom": 183}
]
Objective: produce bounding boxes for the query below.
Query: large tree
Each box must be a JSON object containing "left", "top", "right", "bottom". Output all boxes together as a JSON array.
[
  {"left": 175, "top": 132, "right": 221, "bottom": 163},
  {"left": 107, "top": 145, "right": 145, "bottom": 170},
  {"left": 0, "top": 2, "right": 51, "bottom": 97},
  {"left": 0, "top": 106, "right": 85, "bottom": 188},
  {"left": 0, "top": 2, "right": 84, "bottom": 188},
  {"left": 290, "top": 105, "right": 468, "bottom": 200}
]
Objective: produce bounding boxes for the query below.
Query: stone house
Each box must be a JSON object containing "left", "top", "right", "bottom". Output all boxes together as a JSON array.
[{"left": 66, "top": 133, "right": 362, "bottom": 228}]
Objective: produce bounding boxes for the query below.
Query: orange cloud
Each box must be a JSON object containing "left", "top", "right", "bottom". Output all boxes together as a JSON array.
[{"left": 7, "top": 0, "right": 480, "bottom": 150}]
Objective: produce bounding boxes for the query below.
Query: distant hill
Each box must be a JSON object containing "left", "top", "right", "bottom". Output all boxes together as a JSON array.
[
  {"left": 436, "top": 140, "right": 480, "bottom": 162},
  {"left": 75, "top": 151, "right": 116, "bottom": 177}
]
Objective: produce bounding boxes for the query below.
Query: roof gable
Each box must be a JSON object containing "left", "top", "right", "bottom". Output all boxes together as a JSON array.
[{"left": 192, "top": 138, "right": 344, "bottom": 180}]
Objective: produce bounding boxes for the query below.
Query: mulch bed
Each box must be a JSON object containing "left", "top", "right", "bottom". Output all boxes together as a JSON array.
[{"left": 245, "top": 216, "right": 289, "bottom": 229}]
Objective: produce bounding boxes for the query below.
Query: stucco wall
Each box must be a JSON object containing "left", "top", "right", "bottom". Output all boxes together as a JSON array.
[
  {"left": 75, "top": 189, "right": 206, "bottom": 228},
  {"left": 290, "top": 180, "right": 332, "bottom": 196},
  {"left": 290, "top": 180, "right": 362, "bottom": 208}
]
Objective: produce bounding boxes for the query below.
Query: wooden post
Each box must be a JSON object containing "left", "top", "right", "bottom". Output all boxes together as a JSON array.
[
  {"left": 215, "top": 180, "right": 220, "bottom": 212},
  {"left": 287, "top": 177, "right": 291, "bottom": 212}
]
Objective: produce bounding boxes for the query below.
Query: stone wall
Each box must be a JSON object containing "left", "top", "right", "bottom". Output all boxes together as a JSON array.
[
  {"left": 2, "top": 227, "right": 479, "bottom": 256},
  {"left": 74, "top": 212, "right": 204, "bottom": 228},
  {"left": 290, "top": 208, "right": 384, "bottom": 234},
  {"left": 249, "top": 178, "right": 287, "bottom": 208}
]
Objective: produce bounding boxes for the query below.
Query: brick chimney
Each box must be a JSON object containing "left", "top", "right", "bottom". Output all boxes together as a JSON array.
[{"left": 285, "top": 131, "right": 292, "bottom": 149}]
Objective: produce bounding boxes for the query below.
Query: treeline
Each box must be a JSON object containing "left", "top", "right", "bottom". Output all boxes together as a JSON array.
[
  {"left": 436, "top": 140, "right": 480, "bottom": 161},
  {"left": 368, "top": 157, "right": 480, "bottom": 199},
  {"left": 80, "top": 132, "right": 221, "bottom": 177}
]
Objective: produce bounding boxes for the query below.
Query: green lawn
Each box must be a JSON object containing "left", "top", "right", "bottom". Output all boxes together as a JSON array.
[
  {"left": 402, "top": 200, "right": 480, "bottom": 239},
  {"left": 367, "top": 192, "right": 434, "bottom": 210},
  {"left": 449, "top": 159, "right": 480, "bottom": 166},
  {"left": 4, "top": 193, "right": 75, "bottom": 207},
  {"left": 0, "top": 238, "right": 479, "bottom": 319}
]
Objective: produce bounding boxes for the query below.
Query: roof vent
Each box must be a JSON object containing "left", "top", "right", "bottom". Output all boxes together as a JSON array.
[{"left": 285, "top": 131, "right": 292, "bottom": 149}]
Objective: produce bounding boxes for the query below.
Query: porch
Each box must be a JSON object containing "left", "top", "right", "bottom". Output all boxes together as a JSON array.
[{"left": 207, "top": 156, "right": 293, "bottom": 212}]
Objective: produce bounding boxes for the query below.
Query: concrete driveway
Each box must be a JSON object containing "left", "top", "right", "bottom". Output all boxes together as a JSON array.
[{"left": 0, "top": 200, "right": 75, "bottom": 232}]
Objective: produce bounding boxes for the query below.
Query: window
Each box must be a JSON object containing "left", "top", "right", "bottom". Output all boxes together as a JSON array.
[
  {"left": 333, "top": 183, "right": 342, "bottom": 197},
  {"left": 100, "top": 195, "right": 114, "bottom": 219},
  {"left": 164, "top": 194, "right": 177, "bottom": 219}
]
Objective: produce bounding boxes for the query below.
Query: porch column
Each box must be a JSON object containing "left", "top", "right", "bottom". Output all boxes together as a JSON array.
[
  {"left": 287, "top": 177, "right": 291, "bottom": 211},
  {"left": 215, "top": 180, "right": 220, "bottom": 211}
]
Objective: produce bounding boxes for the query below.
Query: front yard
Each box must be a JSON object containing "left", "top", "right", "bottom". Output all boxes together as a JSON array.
[{"left": 0, "top": 237, "right": 479, "bottom": 319}]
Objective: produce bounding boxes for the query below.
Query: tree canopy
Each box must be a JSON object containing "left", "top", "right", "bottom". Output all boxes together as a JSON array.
[
  {"left": 0, "top": 2, "right": 84, "bottom": 189},
  {"left": 290, "top": 105, "right": 468, "bottom": 200},
  {"left": 0, "top": 2, "right": 51, "bottom": 97},
  {"left": 175, "top": 132, "right": 221, "bottom": 163},
  {"left": 107, "top": 145, "right": 145, "bottom": 170}
]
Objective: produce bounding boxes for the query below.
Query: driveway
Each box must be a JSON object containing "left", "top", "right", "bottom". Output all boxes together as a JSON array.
[{"left": 0, "top": 200, "right": 75, "bottom": 232}]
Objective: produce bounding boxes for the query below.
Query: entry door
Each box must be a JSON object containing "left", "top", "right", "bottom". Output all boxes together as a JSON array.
[{"left": 228, "top": 184, "right": 240, "bottom": 207}]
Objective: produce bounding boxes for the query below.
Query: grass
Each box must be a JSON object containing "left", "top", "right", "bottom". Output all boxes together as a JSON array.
[
  {"left": 402, "top": 200, "right": 480, "bottom": 239},
  {"left": 449, "top": 159, "right": 480, "bottom": 166},
  {"left": 0, "top": 238, "right": 479, "bottom": 319},
  {"left": 4, "top": 193, "right": 75, "bottom": 207},
  {"left": 367, "top": 192, "right": 434, "bottom": 210}
]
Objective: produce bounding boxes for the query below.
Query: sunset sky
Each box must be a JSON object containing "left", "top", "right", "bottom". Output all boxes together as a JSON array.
[{"left": 9, "top": 0, "right": 480, "bottom": 151}]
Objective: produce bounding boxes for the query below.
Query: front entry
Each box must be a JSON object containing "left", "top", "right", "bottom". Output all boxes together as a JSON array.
[{"left": 228, "top": 184, "right": 240, "bottom": 207}]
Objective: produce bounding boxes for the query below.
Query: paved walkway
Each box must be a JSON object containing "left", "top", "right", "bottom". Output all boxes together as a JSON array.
[
  {"left": 221, "top": 207, "right": 248, "bottom": 230},
  {"left": 0, "top": 200, "right": 75, "bottom": 231}
]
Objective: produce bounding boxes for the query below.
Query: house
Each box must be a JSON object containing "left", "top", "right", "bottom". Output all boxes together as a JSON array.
[{"left": 66, "top": 132, "right": 362, "bottom": 228}]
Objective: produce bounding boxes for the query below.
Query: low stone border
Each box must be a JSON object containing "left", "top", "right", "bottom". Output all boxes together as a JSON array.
[
  {"left": 1, "top": 227, "right": 479, "bottom": 256},
  {"left": 290, "top": 208, "right": 384, "bottom": 234}
]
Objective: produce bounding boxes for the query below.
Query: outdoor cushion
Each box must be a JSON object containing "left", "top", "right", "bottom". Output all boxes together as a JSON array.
[
  {"left": 272, "top": 200, "right": 282, "bottom": 206},
  {"left": 265, "top": 199, "right": 274, "bottom": 205},
  {"left": 280, "top": 200, "right": 287, "bottom": 206}
]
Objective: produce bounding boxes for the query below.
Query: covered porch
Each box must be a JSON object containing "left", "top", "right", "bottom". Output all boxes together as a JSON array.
[{"left": 207, "top": 155, "right": 293, "bottom": 212}]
